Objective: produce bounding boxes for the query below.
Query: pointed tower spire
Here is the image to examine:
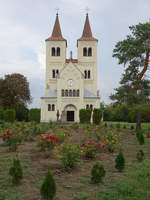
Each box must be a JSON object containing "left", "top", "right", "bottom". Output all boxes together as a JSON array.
[
  {"left": 46, "top": 13, "right": 67, "bottom": 43},
  {"left": 78, "top": 13, "right": 98, "bottom": 42}
]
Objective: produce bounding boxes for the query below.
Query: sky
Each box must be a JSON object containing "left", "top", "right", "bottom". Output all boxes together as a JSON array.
[{"left": 0, "top": 0, "right": 150, "bottom": 108}]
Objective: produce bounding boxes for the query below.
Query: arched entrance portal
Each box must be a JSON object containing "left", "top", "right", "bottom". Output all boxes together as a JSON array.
[{"left": 62, "top": 104, "right": 77, "bottom": 122}]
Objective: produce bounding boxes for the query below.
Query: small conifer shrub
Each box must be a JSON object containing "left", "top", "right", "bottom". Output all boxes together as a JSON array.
[
  {"left": 136, "top": 150, "right": 144, "bottom": 162},
  {"left": 115, "top": 150, "right": 125, "bottom": 172},
  {"left": 136, "top": 130, "right": 145, "bottom": 145},
  {"left": 40, "top": 170, "right": 56, "bottom": 200},
  {"left": 130, "top": 125, "right": 134, "bottom": 130},
  {"left": 104, "top": 122, "right": 107, "bottom": 128},
  {"left": 91, "top": 162, "right": 106, "bottom": 184},
  {"left": 123, "top": 124, "right": 126, "bottom": 129},
  {"left": 9, "top": 156, "right": 23, "bottom": 184}
]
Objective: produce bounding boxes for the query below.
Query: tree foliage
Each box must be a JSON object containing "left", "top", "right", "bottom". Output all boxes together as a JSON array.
[
  {"left": 0, "top": 73, "right": 31, "bottom": 109},
  {"left": 111, "top": 22, "right": 150, "bottom": 130}
]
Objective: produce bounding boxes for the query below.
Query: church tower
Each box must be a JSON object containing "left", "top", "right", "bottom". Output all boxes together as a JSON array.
[
  {"left": 77, "top": 13, "right": 98, "bottom": 95},
  {"left": 45, "top": 13, "right": 67, "bottom": 94}
]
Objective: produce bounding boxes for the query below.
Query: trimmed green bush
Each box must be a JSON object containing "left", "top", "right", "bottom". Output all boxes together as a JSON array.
[
  {"left": 115, "top": 150, "right": 125, "bottom": 172},
  {"left": 40, "top": 170, "right": 56, "bottom": 200},
  {"left": 136, "top": 150, "right": 144, "bottom": 162},
  {"left": 79, "top": 109, "right": 91, "bottom": 123},
  {"left": 136, "top": 130, "right": 145, "bottom": 145},
  {"left": 92, "top": 108, "right": 102, "bottom": 125},
  {"left": 15, "top": 103, "right": 28, "bottom": 121},
  {"left": 4, "top": 109, "right": 16, "bottom": 122},
  {"left": 91, "top": 162, "right": 105, "bottom": 184},
  {"left": 9, "top": 156, "right": 23, "bottom": 184},
  {"left": 28, "top": 108, "right": 40, "bottom": 122}
]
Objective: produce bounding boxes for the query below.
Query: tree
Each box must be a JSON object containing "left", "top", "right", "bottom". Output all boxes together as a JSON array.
[
  {"left": 9, "top": 156, "right": 23, "bottom": 185},
  {"left": 40, "top": 170, "right": 56, "bottom": 200},
  {"left": 111, "top": 22, "right": 150, "bottom": 130},
  {"left": 0, "top": 73, "right": 31, "bottom": 109}
]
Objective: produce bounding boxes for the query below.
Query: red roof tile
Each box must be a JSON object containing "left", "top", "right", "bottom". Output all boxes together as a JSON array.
[
  {"left": 46, "top": 14, "right": 67, "bottom": 43},
  {"left": 66, "top": 59, "right": 78, "bottom": 63},
  {"left": 78, "top": 14, "right": 98, "bottom": 42}
]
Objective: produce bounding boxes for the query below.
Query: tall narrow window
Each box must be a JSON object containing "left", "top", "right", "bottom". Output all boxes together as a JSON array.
[
  {"left": 48, "top": 104, "right": 51, "bottom": 111},
  {"left": 83, "top": 47, "right": 87, "bottom": 56},
  {"left": 77, "top": 89, "right": 80, "bottom": 97},
  {"left": 86, "top": 104, "right": 89, "bottom": 109},
  {"left": 57, "top": 47, "right": 60, "bottom": 56},
  {"left": 88, "top": 70, "right": 91, "bottom": 79},
  {"left": 69, "top": 90, "right": 72, "bottom": 97},
  {"left": 65, "top": 89, "right": 68, "bottom": 97},
  {"left": 56, "top": 69, "right": 59, "bottom": 77},
  {"left": 90, "top": 104, "right": 93, "bottom": 110},
  {"left": 62, "top": 89, "right": 64, "bottom": 97},
  {"left": 52, "top": 104, "right": 55, "bottom": 111},
  {"left": 52, "top": 70, "right": 55, "bottom": 78},
  {"left": 51, "top": 47, "right": 55, "bottom": 56},
  {"left": 88, "top": 48, "right": 92, "bottom": 56},
  {"left": 73, "top": 89, "right": 76, "bottom": 97},
  {"left": 84, "top": 70, "right": 87, "bottom": 79}
]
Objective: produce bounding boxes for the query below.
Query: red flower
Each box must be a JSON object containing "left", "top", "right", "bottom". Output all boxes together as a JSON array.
[{"left": 100, "top": 143, "right": 104, "bottom": 148}]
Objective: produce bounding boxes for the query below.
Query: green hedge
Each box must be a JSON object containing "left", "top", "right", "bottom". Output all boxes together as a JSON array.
[
  {"left": 79, "top": 109, "right": 91, "bottom": 123},
  {"left": 4, "top": 109, "right": 16, "bottom": 122},
  {"left": 28, "top": 108, "right": 40, "bottom": 122},
  {"left": 93, "top": 108, "right": 102, "bottom": 125}
]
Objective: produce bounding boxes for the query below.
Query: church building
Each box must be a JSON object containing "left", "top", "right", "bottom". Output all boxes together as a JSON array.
[{"left": 41, "top": 13, "right": 100, "bottom": 122}]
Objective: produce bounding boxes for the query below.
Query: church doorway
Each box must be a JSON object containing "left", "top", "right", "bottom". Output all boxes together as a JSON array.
[
  {"left": 62, "top": 104, "right": 77, "bottom": 122},
  {"left": 67, "top": 111, "right": 74, "bottom": 122}
]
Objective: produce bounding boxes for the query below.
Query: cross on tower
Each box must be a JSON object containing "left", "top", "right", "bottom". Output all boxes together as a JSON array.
[
  {"left": 85, "top": 7, "right": 90, "bottom": 14},
  {"left": 56, "top": 7, "right": 59, "bottom": 15}
]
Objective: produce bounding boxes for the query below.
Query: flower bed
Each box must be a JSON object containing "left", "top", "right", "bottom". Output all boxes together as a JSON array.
[{"left": 38, "top": 130, "right": 59, "bottom": 151}]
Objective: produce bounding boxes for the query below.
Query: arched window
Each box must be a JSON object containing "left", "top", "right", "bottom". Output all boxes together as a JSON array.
[
  {"left": 84, "top": 70, "right": 87, "bottom": 79},
  {"left": 56, "top": 69, "right": 59, "bottom": 77},
  {"left": 57, "top": 47, "right": 60, "bottom": 56},
  {"left": 73, "top": 89, "right": 76, "bottom": 97},
  {"left": 69, "top": 90, "right": 72, "bottom": 97},
  {"left": 88, "top": 48, "right": 92, "bottom": 56},
  {"left": 52, "top": 70, "right": 55, "bottom": 78},
  {"left": 83, "top": 47, "right": 87, "bottom": 56},
  {"left": 86, "top": 104, "right": 89, "bottom": 109},
  {"left": 51, "top": 47, "right": 55, "bottom": 56},
  {"left": 88, "top": 70, "right": 91, "bottom": 79},
  {"left": 77, "top": 89, "right": 80, "bottom": 97},
  {"left": 62, "top": 89, "right": 64, "bottom": 97},
  {"left": 90, "top": 104, "right": 93, "bottom": 110},
  {"left": 52, "top": 104, "right": 55, "bottom": 111},
  {"left": 65, "top": 89, "right": 68, "bottom": 96},
  {"left": 48, "top": 104, "right": 51, "bottom": 111}
]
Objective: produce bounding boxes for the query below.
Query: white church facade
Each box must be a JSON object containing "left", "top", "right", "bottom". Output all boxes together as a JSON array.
[{"left": 41, "top": 13, "right": 100, "bottom": 122}]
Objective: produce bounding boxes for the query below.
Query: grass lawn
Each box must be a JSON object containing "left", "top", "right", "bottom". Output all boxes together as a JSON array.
[
  {"left": 0, "top": 122, "right": 150, "bottom": 200},
  {"left": 102, "top": 121, "right": 150, "bottom": 130}
]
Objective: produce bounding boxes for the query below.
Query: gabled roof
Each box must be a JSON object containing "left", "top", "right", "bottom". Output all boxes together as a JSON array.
[
  {"left": 45, "top": 14, "right": 67, "bottom": 43},
  {"left": 78, "top": 14, "right": 98, "bottom": 42}
]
